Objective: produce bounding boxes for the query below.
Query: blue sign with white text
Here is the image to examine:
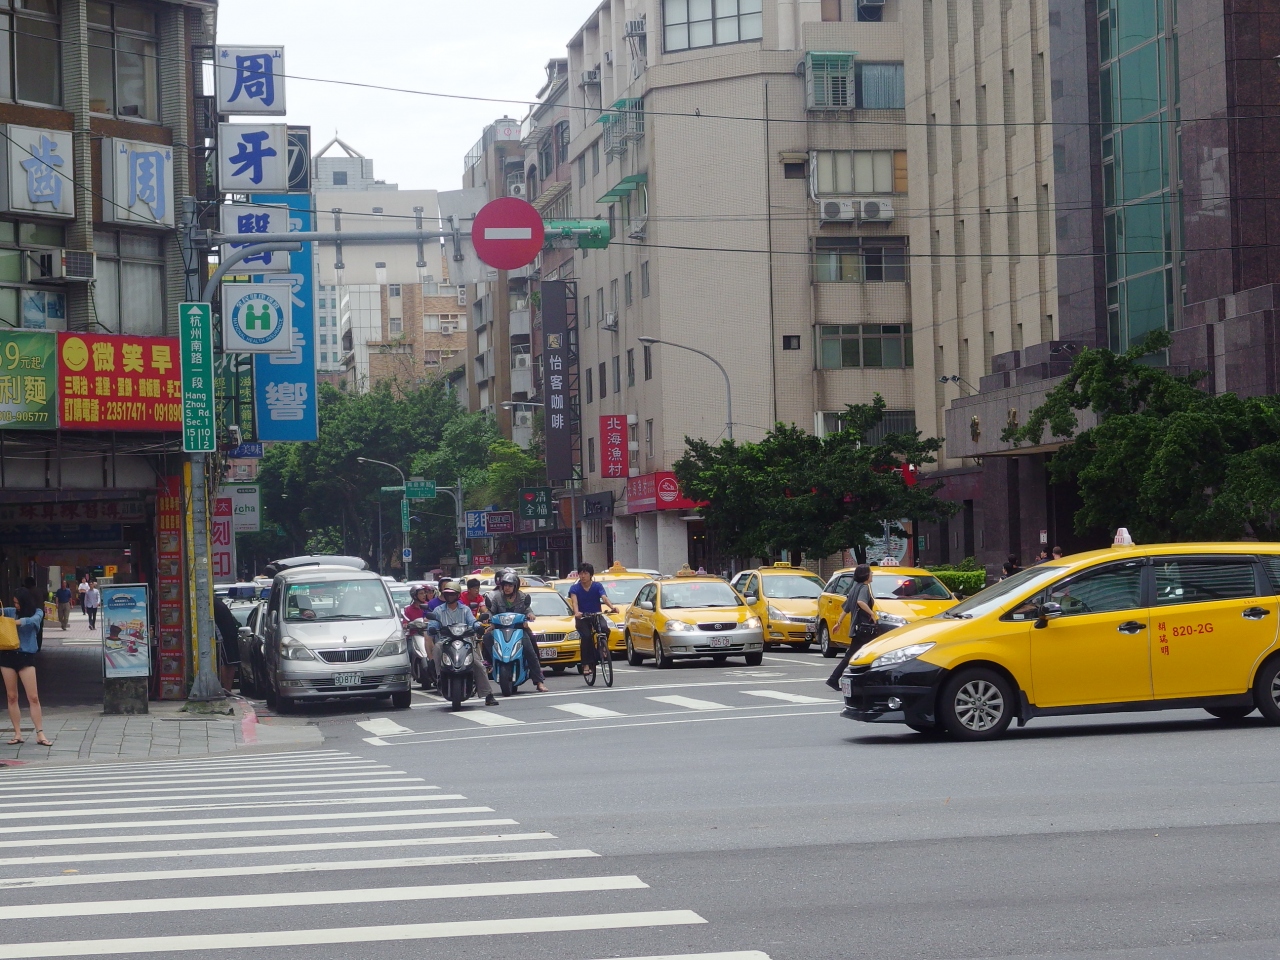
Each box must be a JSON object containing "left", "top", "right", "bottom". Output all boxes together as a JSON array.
[
  {"left": 465, "top": 511, "right": 487, "bottom": 539},
  {"left": 229, "top": 442, "right": 265, "bottom": 459},
  {"left": 250, "top": 194, "right": 318, "bottom": 442}
]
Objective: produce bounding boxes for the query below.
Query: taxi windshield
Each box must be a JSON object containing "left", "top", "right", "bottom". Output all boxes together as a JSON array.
[
  {"left": 660, "top": 581, "right": 742, "bottom": 609},
  {"left": 528, "top": 592, "right": 572, "bottom": 617},
  {"left": 599, "top": 578, "right": 647, "bottom": 605},
  {"left": 871, "top": 574, "right": 953, "bottom": 601},
  {"left": 284, "top": 579, "right": 393, "bottom": 621},
  {"left": 762, "top": 575, "right": 824, "bottom": 599},
  {"left": 941, "top": 566, "right": 1064, "bottom": 619}
]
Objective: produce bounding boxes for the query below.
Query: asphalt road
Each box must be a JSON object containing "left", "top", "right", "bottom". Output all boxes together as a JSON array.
[{"left": 4, "top": 648, "right": 1279, "bottom": 959}]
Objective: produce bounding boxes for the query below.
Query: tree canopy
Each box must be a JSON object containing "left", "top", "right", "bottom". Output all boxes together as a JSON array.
[
  {"left": 1005, "top": 330, "right": 1280, "bottom": 542},
  {"left": 673, "top": 396, "right": 957, "bottom": 563}
]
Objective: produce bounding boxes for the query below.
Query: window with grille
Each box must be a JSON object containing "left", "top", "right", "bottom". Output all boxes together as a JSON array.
[
  {"left": 818, "top": 324, "right": 914, "bottom": 369},
  {"left": 806, "top": 53, "right": 854, "bottom": 109},
  {"left": 814, "top": 150, "right": 908, "bottom": 195},
  {"left": 813, "top": 238, "right": 908, "bottom": 283}
]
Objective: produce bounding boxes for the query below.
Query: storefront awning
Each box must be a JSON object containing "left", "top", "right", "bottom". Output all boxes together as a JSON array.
[{"left": 597, "top": 173, "right": 647, "bottom": 204}]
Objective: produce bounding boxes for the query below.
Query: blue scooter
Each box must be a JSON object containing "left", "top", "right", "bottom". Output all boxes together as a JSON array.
[{"left": 488, "top": 611, "right": 532, "bottom": 697}]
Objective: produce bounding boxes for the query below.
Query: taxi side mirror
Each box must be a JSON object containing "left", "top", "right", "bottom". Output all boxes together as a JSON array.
[
  {"left": 1034, "top": 601, "right": 1063, "bottom": 629},
  {"left": 639, "top": 600, "right": 654, "bottom": 611},
  {"left": 743, "top": 593, "right": 757, "bottom": 603}
]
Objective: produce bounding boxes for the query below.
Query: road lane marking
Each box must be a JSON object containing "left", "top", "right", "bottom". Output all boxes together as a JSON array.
[
  {"left": 0, "top": 848, "right": 600, "bottom": 890},
  {"left": 0, "top": 770, "right": 415, "bottom": 796},
  {"left": 552, "top": 703, "right": 625, "bottom": 719},
  {"left": 0, "top": 807, "right": 494, "bottom": 836},
  {"left": 648, "top": 695, "right": 731, "bottom": 711},
  {"left": 742, "top": 690, "right": 835, "bottom": 705},
  {"left": 0, "top": 793, "right": 462, "bottom": 822},
  {"left": 0, "top": 756, "right": 377, "bottom": 783},
  {"left": 357, "top": 718, "right": 414, "bottom": 737},
  {"left": 584, "top": 955, "right": 771, "bottom": 960},
  {"left": 0, "top": 832, "right": 555, "bottom": 867},
  {"left": 0, "top": 911, "right": 705, "bottom": 957},
  {"left": 0, "top": 818, "right": 518, "bottom": 849},
  {"left": 0, "top": 782, "right": 433, "bottom": 810},
  {"left": 0, "top": 875, "right": 648, "bottom": 921},
  {"left": 454, "top": 711, "right": 525, "bottom": 727}
]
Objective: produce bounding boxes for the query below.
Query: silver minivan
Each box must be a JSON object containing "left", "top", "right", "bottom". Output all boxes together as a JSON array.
[{"left": 263, "top": 563, "right": 412, "bottom": 711}]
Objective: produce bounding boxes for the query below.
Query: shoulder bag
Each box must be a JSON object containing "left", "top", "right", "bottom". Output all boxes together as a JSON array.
[{"left": 0, "top": 615, "right": 19, "bottom": 651}]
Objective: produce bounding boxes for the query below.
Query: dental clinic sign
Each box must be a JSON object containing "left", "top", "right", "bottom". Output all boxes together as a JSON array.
[
  {"left": 101, "top": 138, "right": 174, "bottom": 228},
  {"left": 222, "top": 284, "right": 293, "bottom": 354},
  {"left": 0, "top": 125, "right": 74, "bottom": 218},
  {"left": 214, "top": 46, "right": 286, "bottom": 115}
]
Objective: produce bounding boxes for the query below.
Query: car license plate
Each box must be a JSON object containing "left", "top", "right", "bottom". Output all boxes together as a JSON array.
[
  {"left": 538, "top": 646, "right": 557, "bottom": 660},
  {"left": 708, "top": 637, "right": 731, "bottom": 648},
  {"left": 840, "top": 678, "right": 852, "bottom": 697},
  {"left": 332, "top": 672, "right": 362, "bottom": 686}
]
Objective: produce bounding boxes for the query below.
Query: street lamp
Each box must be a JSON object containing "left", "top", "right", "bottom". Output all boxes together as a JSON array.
[
  {"left": 937, "top": 374, "right": 979, "bottom": 394},
  {"left": 638, "top": 336, "right": 733, "bottom": 441},
  {"left": 500, "top": 401, "right": 544, "bottom": 409},
  {"left": 357, "top": 456, "right": 408, "bottom": 578}
]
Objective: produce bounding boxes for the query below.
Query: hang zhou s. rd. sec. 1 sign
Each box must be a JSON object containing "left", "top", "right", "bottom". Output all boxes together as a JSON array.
[{"left": 222, "top": 284, "right": 293, "bottom": 354}]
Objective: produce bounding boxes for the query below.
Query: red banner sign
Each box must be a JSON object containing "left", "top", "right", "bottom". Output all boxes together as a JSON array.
[
  {"left": 155, "top": 476, "right": 186, "bottom": 700},
  {"left": 626, "top": 471, "right": 703, "bottom": 514},
  {"left": 58, "top": 332, "right": 183, "bottom": 431},
  {"left": 600, "top": 415, "right": 628, "bottom": 479}
]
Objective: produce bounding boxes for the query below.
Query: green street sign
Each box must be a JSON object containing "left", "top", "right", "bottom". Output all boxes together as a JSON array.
[
  {"left": 179, "top": 303, "right": 215, "bottom": 452},
  {"left": 519, "top": 486, "right": 554, "bottom": 520},
  {"left": 0, "top": 330, "right": 55, "bottom": 429},
  {"left": 380, "top": 485, "right": 405, "bottom": 494},
  {"left": 400, "top": 498, "right": 410, "bottom": 533},
  {"left": 405, "top": 478, "right": 436, "bottom": 500}
]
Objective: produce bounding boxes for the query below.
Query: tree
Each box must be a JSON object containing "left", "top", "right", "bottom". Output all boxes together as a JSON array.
[
  {"left": 1005, "top": 330, "right": 1280, "bottom": 542},
  {"left": 674, "top": 396, "right": 957, "bottom": 563},
  {"left": 478, "top": 439, "right": 545, "bottom": 510}
]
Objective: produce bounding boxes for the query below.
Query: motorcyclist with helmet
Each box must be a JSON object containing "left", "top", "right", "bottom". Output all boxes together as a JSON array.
[
  {"left": 483, "top": 570, "right": 549, "bottom": 693},
  {"left": 430, "top": 578, "right": 498, "bottom": 707}
]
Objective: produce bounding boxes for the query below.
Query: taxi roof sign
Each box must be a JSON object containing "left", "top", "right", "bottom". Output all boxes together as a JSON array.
[
  {"left": 675, "top": 564, "right": 698, "bottom": 578},
  {"left": 1113, "top": 527, "right": 1135, "bottom": 547},
  {"left": 607, "top": 561, "right": 629, "bottom": 574},
  {"left": 771, "top": 561, "right": 792, "bottom": 568}
]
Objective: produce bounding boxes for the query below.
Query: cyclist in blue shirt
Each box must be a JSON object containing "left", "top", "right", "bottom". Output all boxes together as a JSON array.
[{"left": 568, "top": 562, "right": 618, "bottom": 682}]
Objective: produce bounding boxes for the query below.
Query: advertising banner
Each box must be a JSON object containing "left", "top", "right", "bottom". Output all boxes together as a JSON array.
[
  {"left": 218, "top": 483, "right": 261, "bottom": 533},
  {"left": 101, "top": 583, "right": 150, "bottom": 679},
  {"left": 465, "top": 510, "right": 487, "bottom": 539},
  {"left": 220, "top": 203, "right": 292, "bottom": 273},
  {"left": 214, "top": 46, "right": 286, "bottom": 115},
  {"left": 541, "top": 280, "right": 575, "bottom": 483},
  {"left": 626, "top": 471, "right": 703, "bottom": 515},
  {"left": 485, "top": 511, "right": 516, "bottom": 535},
  {"left": 600, "top": 415, "right": 628, "bottom": 479},
  {"left": 156, "top": 477, "right": 186, "bottom": 700},
  {"left": 214, "top": 352, "right": 256, "bottom": 442},
  {"left": 1, "top": 125, "right": 75, "bottom": 218},
  {"left": 0, "top": 330, "right": 55, "bottom": 428},
  {"left": 518, "top": 487, "right": 554, "bottom": 521},
  {"left": 100, "top": 138, "right": 174, "bottom": 228},
  {"left": 57, "top": 332, "right": 182, "bottom": 431},
  {"left": 217, "top": 124, "right": 289, "bottom": 192},
  {"left": 212, "top": 497, "right": 236, "bottom": 582}
]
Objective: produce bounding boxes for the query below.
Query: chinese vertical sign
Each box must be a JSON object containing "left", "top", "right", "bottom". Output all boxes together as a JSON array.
[
  {"left": 1, "top": 125, "right": 75, "bottom": 218},
  {"left": 212, "top": 497, "right": 236, "bottom": 582},
  {"left": 541, "top": 280, "right": 575, "bottom": 482},
  {"left": 519, "top": 487, "right": 554, "bottom": 521},
  {"left": 57, "top": 333, "right": 182, "bottom": 430},
  {"left": 214, "top": 46, "right": 286, "bottom": 115},
  {"left": 220, "top": 203, "right": 290, "bottom": 272},
  {"left": 215, "top": 352, "right": 256, "bottom": 442},
  {"left": 100, "top": 138, "right": 174, "bottom": 228},
  {"left": 179, "top": 303, "right": 215, "bottom": 452},
  {"left": 600, "top": 415, "right": 628, "bottom": 479},
  {"left": 250, "top": 193, "right": 318, "bottom": 441},
  {"left": 217, "top": 124, "right": 289, "bottom": 192},
  {"left": 0, "top": 330, "right": 55, "bottom": 428},
  {"left": 156, "top": 476, "right": 187, "bottom": 700}
]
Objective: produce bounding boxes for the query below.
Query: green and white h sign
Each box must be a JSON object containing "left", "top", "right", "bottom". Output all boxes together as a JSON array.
[{"left": 179, "top": 302, "right": 216, "bottom": 453}]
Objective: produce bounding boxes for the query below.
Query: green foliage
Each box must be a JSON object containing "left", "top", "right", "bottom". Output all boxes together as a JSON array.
[
  {"left": 927, "top": 556, "right": 981, "bottom": 572},
  {"left": 926, "top": 569, "right": 986, "bottom": 597},
  {"left": 674, "top": 396, "right": 958, "bottom": 563},
  {"left": 1006, "top": 331, "right": 1280, "bottom": 542},
  {"left": 478, "top": 440, "right": 545, "bottom": 510}
]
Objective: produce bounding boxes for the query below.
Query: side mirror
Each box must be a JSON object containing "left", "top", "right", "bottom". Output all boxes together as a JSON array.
[
  {"left": 639, "top": 600, "right": 654, "bottom": 611},
  {"left": 1034, "top": 601, "right": 1063, "bottom": 629},
  {"left": 743, "top": 594, "right": 757, "bottom": 603},
  {"left": 237, "top": 625, "right": 252, "bottom": 639},
  {"left": 477, "top": 611, "right": 491, "bottom": 622}
]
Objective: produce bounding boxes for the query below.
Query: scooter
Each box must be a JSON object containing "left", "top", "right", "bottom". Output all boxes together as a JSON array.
[
  {"left": 406, "top": 617, "right": 435, "bottom": 691},
  {"left": 488, "top": 611, "right": 532, "bottom": 697},
  {"left": 432, "top": 621, "right": 484, "bottom": 710}
]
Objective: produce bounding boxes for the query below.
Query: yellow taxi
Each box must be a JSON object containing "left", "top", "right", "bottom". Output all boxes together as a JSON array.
[
  {"left": 839, "top": 534, "right": 1280, "bottom": 739},
  {"left": 816, "top": 564, "right": 958, "bottom": 658},
  {"left": 624, "top": 566, "right": 764, "bottom": 667},
  {"left": 729, "top": 563, "right": 826, "bottom": 650},
  {"left": 522, "top": 586, "right": 582, "bottom": 674},
  {"left": 549, "top": 578, "right": 575, "bottom": 600}
]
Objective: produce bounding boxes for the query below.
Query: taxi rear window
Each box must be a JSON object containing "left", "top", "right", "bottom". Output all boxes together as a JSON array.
[{"left": 1260, "top": 557, "right": 1280, "bottom": 594}]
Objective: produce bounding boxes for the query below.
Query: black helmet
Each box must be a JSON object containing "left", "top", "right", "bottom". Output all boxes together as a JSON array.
[{"left": 498, "top": 570, "right": 520, "bottom": 588}]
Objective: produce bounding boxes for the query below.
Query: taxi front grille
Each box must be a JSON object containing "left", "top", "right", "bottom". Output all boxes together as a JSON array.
[{"left": 697, "top": 622, "right": 737, "bottom": 632}]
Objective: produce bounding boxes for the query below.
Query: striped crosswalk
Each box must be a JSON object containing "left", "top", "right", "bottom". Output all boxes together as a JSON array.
[{"left": 0, "top": 749, "right": 771, "bottom": 959}]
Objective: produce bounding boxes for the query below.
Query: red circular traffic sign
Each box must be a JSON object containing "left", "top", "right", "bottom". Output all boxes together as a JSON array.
[{"left": 471, "top": 197, "right": 546, "bottom": 271}]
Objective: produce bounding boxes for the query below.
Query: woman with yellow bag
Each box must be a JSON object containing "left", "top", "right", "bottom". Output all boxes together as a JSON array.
[{"left": 0, "top": 605, "right": 49, "bottom": 746}]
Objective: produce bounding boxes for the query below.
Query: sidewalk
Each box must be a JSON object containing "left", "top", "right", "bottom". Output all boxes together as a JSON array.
[{"left": 0, "top": 607, "right": 321, "bottom": 767}]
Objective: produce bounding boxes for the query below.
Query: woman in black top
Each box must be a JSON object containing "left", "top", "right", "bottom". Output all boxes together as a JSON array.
[{"left": 826, "top": 564, "right": 878, "bottom": 691}]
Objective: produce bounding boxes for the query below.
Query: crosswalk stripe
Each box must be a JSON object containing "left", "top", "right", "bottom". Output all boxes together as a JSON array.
[
  {"left": 0, "top": 818, "right": 518, "bottom": 849},
  {"left": 0, "top": 770, "right": 417, "bottom": 796},
  {"left": 0, "top": 848, "right": 600, "bottom": 890},
  {"left": 584, "top": 955, "right": 771, "bottom": 960},
  {"left": 356, "top": 717, "right": 414, "bottom": 736},
  {"left": 0, "top": 831, "right": 554, "bottom": 867},
  {"left": 0, "top": 781, "right": 433, "bottom": 810},
  {"left": 0, "top": 749, "right": 353, "bottom": 778},
  {"left": 9, "top": 761, "right": 392, "bottom": 786},
  {"left": 647, "top": 695, "right": 731, "bottom": 711},
  {"left": 1, "top": 793, "right": 463, "bottom": 822},
  {"left": 742, "top": 690, "right": 835, "bottom": 705},
  {"left": 0, "top": 910, "right": 706, "bottom": 958},
  {"left": 454, "top": 711, "right": 525, "bottom": 727},
  {"left": 0, "top": 875, "right": 648, "bottom": 921},
  {"left": 552, "top": 703, "right": 626, "bottom": 719}
]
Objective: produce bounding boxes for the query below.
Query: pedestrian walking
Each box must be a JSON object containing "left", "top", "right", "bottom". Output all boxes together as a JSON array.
[
  {"left": 84, "top": 581, "right": 101, "bottom": 631},
  {"left": 77, "top": 576, "right": 89, "bottom": 614},
  {"left": 1, "top": 605, "right": 50, "bottom": 746},
  {"left": 54, "top": 581, "right": 72, "bottom": 630},
  {"left": 826, "top": 564, "right": 879, "bottom": 691}
]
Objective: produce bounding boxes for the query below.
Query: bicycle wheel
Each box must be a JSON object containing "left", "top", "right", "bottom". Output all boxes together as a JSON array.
[
  {"left": 598, "top": 634, "right": 614, "bottom": 687},
  {"left": 583, "top": 632, "right": 597, "bottom": 687}
]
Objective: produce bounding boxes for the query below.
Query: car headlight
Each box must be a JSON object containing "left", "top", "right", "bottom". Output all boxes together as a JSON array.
[
  {"left": 877, "top": 613, "right": 909, "bottom": 627},
  {"left": 566, "top": 630, "right": 580, "bottom": 641},
  {"left": 870, "top": 642, "right": 935, "bottom": 669},
  {"left": 743, "top": 616, "right": 762, "bottom": 629},
  {"left": 767, "top": 605, "right": 785, "bottom": 621},
  {"left": 665, "top": 620, "right": 695, "bottom": 632},
  {"left": 281, "top": 642, "right": 315, "bottom": 661},
  {"left": 375, "top": 637, "right": 407, "bottom": 658}
]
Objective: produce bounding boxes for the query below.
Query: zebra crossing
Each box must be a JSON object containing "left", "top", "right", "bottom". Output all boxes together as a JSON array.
[{"left": 0, "top": 749, "right": 770, "bottom": 959}]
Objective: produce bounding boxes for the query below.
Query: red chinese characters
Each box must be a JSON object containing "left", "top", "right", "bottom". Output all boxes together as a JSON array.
[
  {"left": 600, "top": 415, "right": 628, "bottom": 479},
  {"left": 58, "top": 333, "right": 183, "bottom": 430}
]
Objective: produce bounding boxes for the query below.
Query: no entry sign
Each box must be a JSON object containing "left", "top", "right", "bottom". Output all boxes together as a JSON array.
[{"left": 471, "top": 197, "right": 545, "bottom": 270}]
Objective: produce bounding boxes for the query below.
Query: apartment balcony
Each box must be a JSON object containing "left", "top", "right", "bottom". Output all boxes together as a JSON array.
[
  {"left": 510, "top": 365, "right": 533, "bottom": 396},
  {"left": 509, "top": 308, "right": 531, "bottom": 337}
]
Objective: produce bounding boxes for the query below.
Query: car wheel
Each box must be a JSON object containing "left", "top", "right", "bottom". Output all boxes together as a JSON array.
[
  {"left": 819, "top": 623, "right": 836, "bottom": 658},
  {"left": 551, "top": 665, "right": 567, "bottom": 675},
  {"left": 264, "top": 679, "right": 279, "bottom": 711},
  {"left": 1252, "top": 656, "right": 1280, "bottom": 723},
  {"left": 274, "top": 690, "right": 294, "bottom": 714},
  {"left": 654, "top": 635, "right": 674, "bottom": 669},
  {"left": 763, "top": 641, "right": 773, "bottom": 651},
  {"left": 391, "top": 690, "right": 412, "bottom": 709},
  {"left": 1205, "top": 706, "right": 1255, "bottom": 721},
  {"left": 938, "top": 668, "right": 1014, "bottom": 741},
  {"left": 744, "top": 651, "right": 764, "bottom": 666},
  {"left": 792, "top": 640, "right": 812, "bottom": 652},
  {"left": 626, "top": 633, "right": 644, "bottom": 667}
]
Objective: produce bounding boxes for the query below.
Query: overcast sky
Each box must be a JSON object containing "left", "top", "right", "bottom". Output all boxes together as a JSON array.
[{"left": 217, "top": 1, "right": 597, "bottom": 192}]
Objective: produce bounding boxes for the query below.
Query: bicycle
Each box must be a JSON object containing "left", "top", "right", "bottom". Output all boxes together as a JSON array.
[{"left": 581, "top": 613, "right": 614, "bottom": 688}]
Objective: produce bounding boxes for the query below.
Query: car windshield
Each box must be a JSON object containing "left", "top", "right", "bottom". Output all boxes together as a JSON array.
[
  {"left": 599, "top": 578, "right": 647, "bottom": 604},
  {"left": 941, "top": 565, "right": 1065, "bottom": 619},
  {"left": 761, "top": 575, "right": 824, "bottom": 599},
  {"left": 871, "top": 574, "right": 953, "bottom": 601},
  {"left": 528, "top": 592, "right": 572, "bottom": 617},
  {"left": 660, "top": 581, "right": 742, "bottom": 609},
  {"left": 228, "top": 603, "right": 255, "bottom": 626},
  {"left": 552, "top": 581, "right": 572, "bottom": 598},
  {"left": 389, "top": 586, "right": 411, "bottom": 607},
  {"left": 284, "top": 579, "right": 393, "bottom": 621}
]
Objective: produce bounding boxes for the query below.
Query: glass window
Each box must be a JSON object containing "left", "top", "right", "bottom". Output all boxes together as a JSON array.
[
  {"left": 529, "top": 591, "right": 572, "bottom": 617},
  {"left": 1047, "top": 563, "right": 1144, "bottom": 617},
  {"left": 1260, "top": 557, "right": 1280, "bottom": 594},
  {"left": 284, "top": 579, "right": 393, "bottom": 621},
  {"left": 643, "top": 343, "right": 652, "bottom": 380},
  {"left": 762, "top": 575, "right": 824, "bottom": 599},
  {"left": 1115, "top": 0, "right": 1158, "bottom": 56},
  {"left": 813, "top": 239, "right": 908, "bottom": 283},
  {"left": 599, "top": 578, "right": 647, "bottom": 605},
  {"left": 624, "top": 271, "right": 633, "bottom": 306},
  {"left": 89, "top": 2, "right": 160, "bottom": 121},
  {"left": 14, "top": 4, "right": 60, "bottom": 106},
  {"left": 641, "top": 261, "right": 650, "bottom": 297},
  {"left": 856, "top": 63, "right": 905, "bottom": 109},
  {"left": 1118, "top": 41, "right": 1161, "bottom": 123},
  {"left": 1154, "top": 559, "right": 1258, "bottom": 606},
  {"left": 818, "top": 324, "right": 914, "bottom": 369},
  {"left": 664, "top": 0, "right": 761, "bottom": 52},
  {"left": 626, "top": 348, "right": 635, "bottom": 387},
  {"left": 870, "top": 574, "right": 953, "bottom": 601},
  {"left": 93, "top": 230, "right": 165, "bottom": 336},
  {"left": 585, "top": 366, "right": 593, "bottom": 404},
  {"left": 660, "top": 580, "right": 743, "bottom": 609}
]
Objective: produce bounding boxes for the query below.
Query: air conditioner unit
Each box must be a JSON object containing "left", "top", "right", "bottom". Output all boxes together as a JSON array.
[
  {"left": 819, "top": 199, "right": 859, "bottom": 223},
  {"left": 513, "top": 353, "right": 531, "bottom": 369},
  {"left": 581, "top": 69, "right": 601, "bottom": 85},
  {"left": 441, "top": 322, "right": 457, "bottom": 335},
  {"left": 457, "top": 288, "right": 467, "bottom": 307},
  {"left": 859, "top": 198, "right": 896, "bottom": 222},
  {"left": 604, "top": 50, "right": 614, "bottom": 65},
  {"left": 624, "top": 19, "right": 646, "bottom": 37},
  {"left": 601, "top": 311, "right": 619, "bottom": 331},
  {"left": 26, "top": 249, "right": 95, "bottom": 283},
  {"left": 512, "top": 410, "right": 534, "bottom": 428},
  {"left": 508, "top": 181, "right": 527, "bottom": 198}
]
